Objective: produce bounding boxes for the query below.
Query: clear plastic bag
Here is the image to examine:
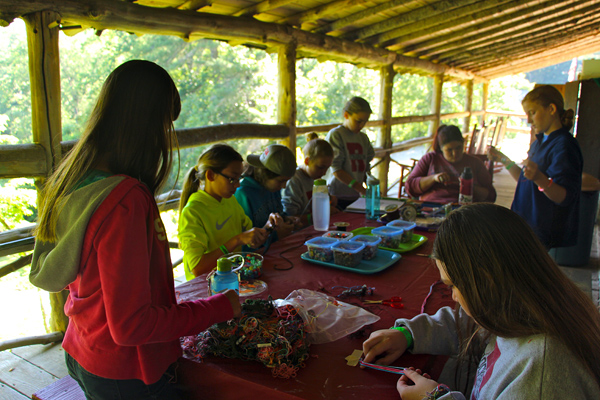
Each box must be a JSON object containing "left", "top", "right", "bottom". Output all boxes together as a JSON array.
[{"left": 274, "top": 289, "right": 380, "bottom": 344}]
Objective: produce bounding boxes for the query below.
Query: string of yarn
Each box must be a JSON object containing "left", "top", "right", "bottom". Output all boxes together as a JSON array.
[{"left": 181, "top": 298, "right": 311, "bottom": 379}]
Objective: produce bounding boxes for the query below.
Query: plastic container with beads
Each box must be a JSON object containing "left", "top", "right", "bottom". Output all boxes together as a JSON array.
[
  {"left": 321, "top": 231, "right": 354, "bottom": 241},
  {"left": 371, "top": 226, "right": 404, "bottom": 248},
  {"left": 385, "top": 220, "right": 416, "bottom": 242},
  {"left": 350, "top": 235, "right": 382, "bottom": 260},
  {"left": 332, "top": 241, "right": 365, "bottom": 268},
  {"left": 304, "top": 237, "right": 338, "bottom": 262}
]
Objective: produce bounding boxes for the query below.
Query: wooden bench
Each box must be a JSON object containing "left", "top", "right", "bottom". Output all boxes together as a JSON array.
[{"left": 32, "top": 375, "right": 85, "bottom": 400}]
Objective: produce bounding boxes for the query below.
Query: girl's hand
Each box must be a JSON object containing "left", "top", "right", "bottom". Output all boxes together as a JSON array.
[
  {"left": 487, "top": 146, "right": 505, "bottom": 163},
  {"left": 284, "top": 216, "right": 302, "bottom": 230},
  {"left": 396, "top": 368, "right": 438, "bottom": 400},
  {"left": 222, "top": 289, "right": 242, "bottom": 318},
  {"left": 275, "top": 219, "right": 295, "bottom": 239},
  {"left": 362, "top": 329, "right": 408, "bottom": 366},
  {"left": 522, "top": 159, "right": 542, "bottom": 181},
  {"left": 268, "top": 213, "right": 284, "bottom": 229},
  {"left": 240, "top": 228, "right": 267, "bottom": 248},
  {"left": 434, "top": 172, "right": 452, "bottom": 185}
]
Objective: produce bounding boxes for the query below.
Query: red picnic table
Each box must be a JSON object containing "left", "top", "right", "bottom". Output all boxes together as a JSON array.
[{"left": 176, "top": 211, "right": 454, "bottom": 400}]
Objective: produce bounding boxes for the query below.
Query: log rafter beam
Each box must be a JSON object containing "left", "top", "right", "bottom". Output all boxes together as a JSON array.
[
  {"left": 312, "top": 0, "right": 410, "bottom": 37},
  {"left": 231, "top": 0, "right": 296, "bottom": 18},
  {"left": 479, "top": 38, "right": 600, "bottom": 78},
  {"left": 427, "top": 1, "right": 600, "bottom": 61},
  {"left": 370, "top": 0, "right": 520, "bottom": 49},
  {"left": 406, "top": 0, "right": 598, "bottom": 57},
  {"left": 0, "top": 0, "right": 479, "bottom": 81},
  {"left": 277, "top": 0, "right": 369, "bottom": 28},
  {"left": 177, "top": 0, "right": 211, "bottom": 12},
  {"left": 343, "top": 0, "right": 481, "bottom": 42},
  {"left": 474, "top": 38, "right": 600, "bottom": 76},
  {"left": 449, "top": 19, "right": 600, "bottom": 69}
]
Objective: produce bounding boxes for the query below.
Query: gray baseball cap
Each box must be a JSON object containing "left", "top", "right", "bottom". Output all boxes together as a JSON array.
[{"left": 247, "top": 144, "right": 297, "bottom": 177}]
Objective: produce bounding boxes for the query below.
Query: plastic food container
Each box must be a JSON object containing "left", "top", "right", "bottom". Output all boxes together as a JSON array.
[
  {"left": 371, "top": 226, "right": 404, "bottom": 248},
  {"left": 304, "top": 237, "right": 338, "bottom": 262},
  {"left": 321, "top": 231, "right": 354, "bottom": 241},
  {"left": 351, "top": 235, "right": 382, "bottom": 260},
  {"left": 386, "top": 220, "right": 417, "bottom": 242},
  {"left": 332, "top": 241, "right": 366, "bottom": 268}
]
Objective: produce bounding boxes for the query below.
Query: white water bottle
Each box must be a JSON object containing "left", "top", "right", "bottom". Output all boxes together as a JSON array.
[{"left": 312, "top": 179, "right": 330, "bottom": 231}]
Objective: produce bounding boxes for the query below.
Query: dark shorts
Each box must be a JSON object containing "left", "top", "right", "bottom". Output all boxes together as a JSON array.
[{"left": 65, "top": 352, "right": 184, "bottom": 400}]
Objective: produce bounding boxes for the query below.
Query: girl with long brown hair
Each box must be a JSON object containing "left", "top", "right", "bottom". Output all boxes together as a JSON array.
[
  {"left": 363, "top": 203, "right": 600, "bottom": 399},
  {"left": 31, "top": 60, "right": 241, "bottom": 399}
]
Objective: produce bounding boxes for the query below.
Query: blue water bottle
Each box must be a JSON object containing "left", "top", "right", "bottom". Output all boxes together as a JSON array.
[
  {"left": 210, "top": 258, "right": 239, "bottom": 295},
  {"left": 366, "top": 175, "right": 381, "bottom": 220}
]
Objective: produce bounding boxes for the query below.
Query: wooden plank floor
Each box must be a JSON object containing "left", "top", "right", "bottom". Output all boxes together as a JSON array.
[
  {"left": 1, "top": 166, "right": 597, "bottom": 398},
  {"left": 0, "top": 343, "right": 67, "bottom": 399}
]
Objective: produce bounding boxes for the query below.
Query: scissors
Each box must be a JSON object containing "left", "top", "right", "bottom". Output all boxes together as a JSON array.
[{"left": 364, "top": 296, "right": 404, "bottom": 309}]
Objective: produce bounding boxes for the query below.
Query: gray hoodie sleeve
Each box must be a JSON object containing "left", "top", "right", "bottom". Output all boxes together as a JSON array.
[{"left": 394, "top": 306, "right": 467, "bottom": 356}]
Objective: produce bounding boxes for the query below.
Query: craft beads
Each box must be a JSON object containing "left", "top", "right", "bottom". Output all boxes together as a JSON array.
[
  {"left": 371, "top": 226, "right": 404, "bottom": 248},
  {"left": 386, "top": 220, "right": 416, "bottom": 243},
  {"left": 332, "top": 241, "right": 365, "bottom": 268},
  {"left": 304, "top": 237, "right": 338, "bottom": 262},
  {"left": 351, "top": 235, "right": 381, "bottom": 260}
]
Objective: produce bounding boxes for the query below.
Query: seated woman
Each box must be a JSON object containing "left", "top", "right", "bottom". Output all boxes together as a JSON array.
[
  {"left": 405, "top": 125, "right": 496, "bottom": 204},
  {"left": 362, "top": 203, "right": 600, "bottom": 399}
]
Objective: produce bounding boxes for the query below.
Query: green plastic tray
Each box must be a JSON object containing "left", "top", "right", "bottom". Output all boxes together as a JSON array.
[{"left": 351, "top": 227, "right": 428, "bottom": 253}]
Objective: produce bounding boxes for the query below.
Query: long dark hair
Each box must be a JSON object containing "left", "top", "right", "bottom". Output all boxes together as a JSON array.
[
  {"left": 179, "top": 144, "right": 243, "bottom": 216},
  {"left": 36, "top": 60, "right": 181, "bottom": 242},
  {"left": 431, "top": 124, "right": 464, "bottom": 153},
  {"left": 432, "top": 203, "right": 600, "bottom": 385}
]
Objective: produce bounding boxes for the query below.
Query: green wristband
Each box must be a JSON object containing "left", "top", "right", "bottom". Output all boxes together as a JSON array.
[
  {"left": 219, "top": 245, "right": 229, "bottom": 255},
  {"left": 505, "top": 161, "right": 515, "bottom": 170},
  {"left": 348, "top": 179, "right": 356, "bottom": 188},
  {"left": 391, "top": 326, "right": 414, "bottom": 349}
]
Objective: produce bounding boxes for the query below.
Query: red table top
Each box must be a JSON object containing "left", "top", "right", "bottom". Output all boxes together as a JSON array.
[{"left": 176, "top": 212, "right": 454, "bottom": 400}]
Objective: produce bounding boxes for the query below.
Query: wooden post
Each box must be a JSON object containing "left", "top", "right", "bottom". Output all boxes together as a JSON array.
[
  {"left": 24, "top": 11, "right": 68, "bottom": 333},
  {"left": 482, "top": 82, "right": 489, "bottom": 128},
  {"left": 277, "top": 42, "right": 297, "bottom": 151},
  {"left": 429, "top": 74, "right": 444, "bottom": 136},
  {"left": 463, "top": 80, "right": 473, "bottom": 134},
  {"left": 377, "top": 64, "right": 395, "bottom": 196}
]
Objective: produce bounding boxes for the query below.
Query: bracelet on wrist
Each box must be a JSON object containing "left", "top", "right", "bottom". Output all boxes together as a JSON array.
[
  {"left": 391, "top": 326, "right": 414, "bottom": 349},
  {"left": 505, "top": 161, "right": 515, "bottom": 170},
  {"left": 348, "top": 179, "right": 357, "bottom": 188},
  {"left": 425, "top": 384, "right": 451, "bottom": 400},
  {"left": 538, "top": 177, "right": 553, "bottom": 192},
  {"left": 219, "top": 245, "right": 229, "bottom": 255}
]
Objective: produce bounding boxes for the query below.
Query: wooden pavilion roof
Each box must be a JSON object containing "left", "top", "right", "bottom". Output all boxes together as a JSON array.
[{"left": 1, "top": 0, "right": 600, "bottom": 81}]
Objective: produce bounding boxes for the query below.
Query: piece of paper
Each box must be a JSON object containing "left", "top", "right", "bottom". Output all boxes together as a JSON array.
[
  {"left": 345, "top": 197, "right": 405, "bottom": 213},
  {"left": 345, "top": 349, "right": 363, "bottom": 366}
]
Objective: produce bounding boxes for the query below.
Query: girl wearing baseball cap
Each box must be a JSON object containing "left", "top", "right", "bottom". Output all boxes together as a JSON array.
[{"left": 235, "top": 144, "right": 301, "bottom": 241}]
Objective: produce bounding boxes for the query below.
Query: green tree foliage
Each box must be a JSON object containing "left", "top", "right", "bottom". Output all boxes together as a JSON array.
[{"left": 0, "top": 21, "right": 31, "bottom": 142}]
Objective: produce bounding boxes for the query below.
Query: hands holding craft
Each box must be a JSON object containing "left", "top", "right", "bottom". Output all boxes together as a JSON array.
[
  {"left": 362, "top": 329, "right": 439, "bottom": 400},
  {"left": 433, "top": 171, "right": 455, "bottom": 185}
]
